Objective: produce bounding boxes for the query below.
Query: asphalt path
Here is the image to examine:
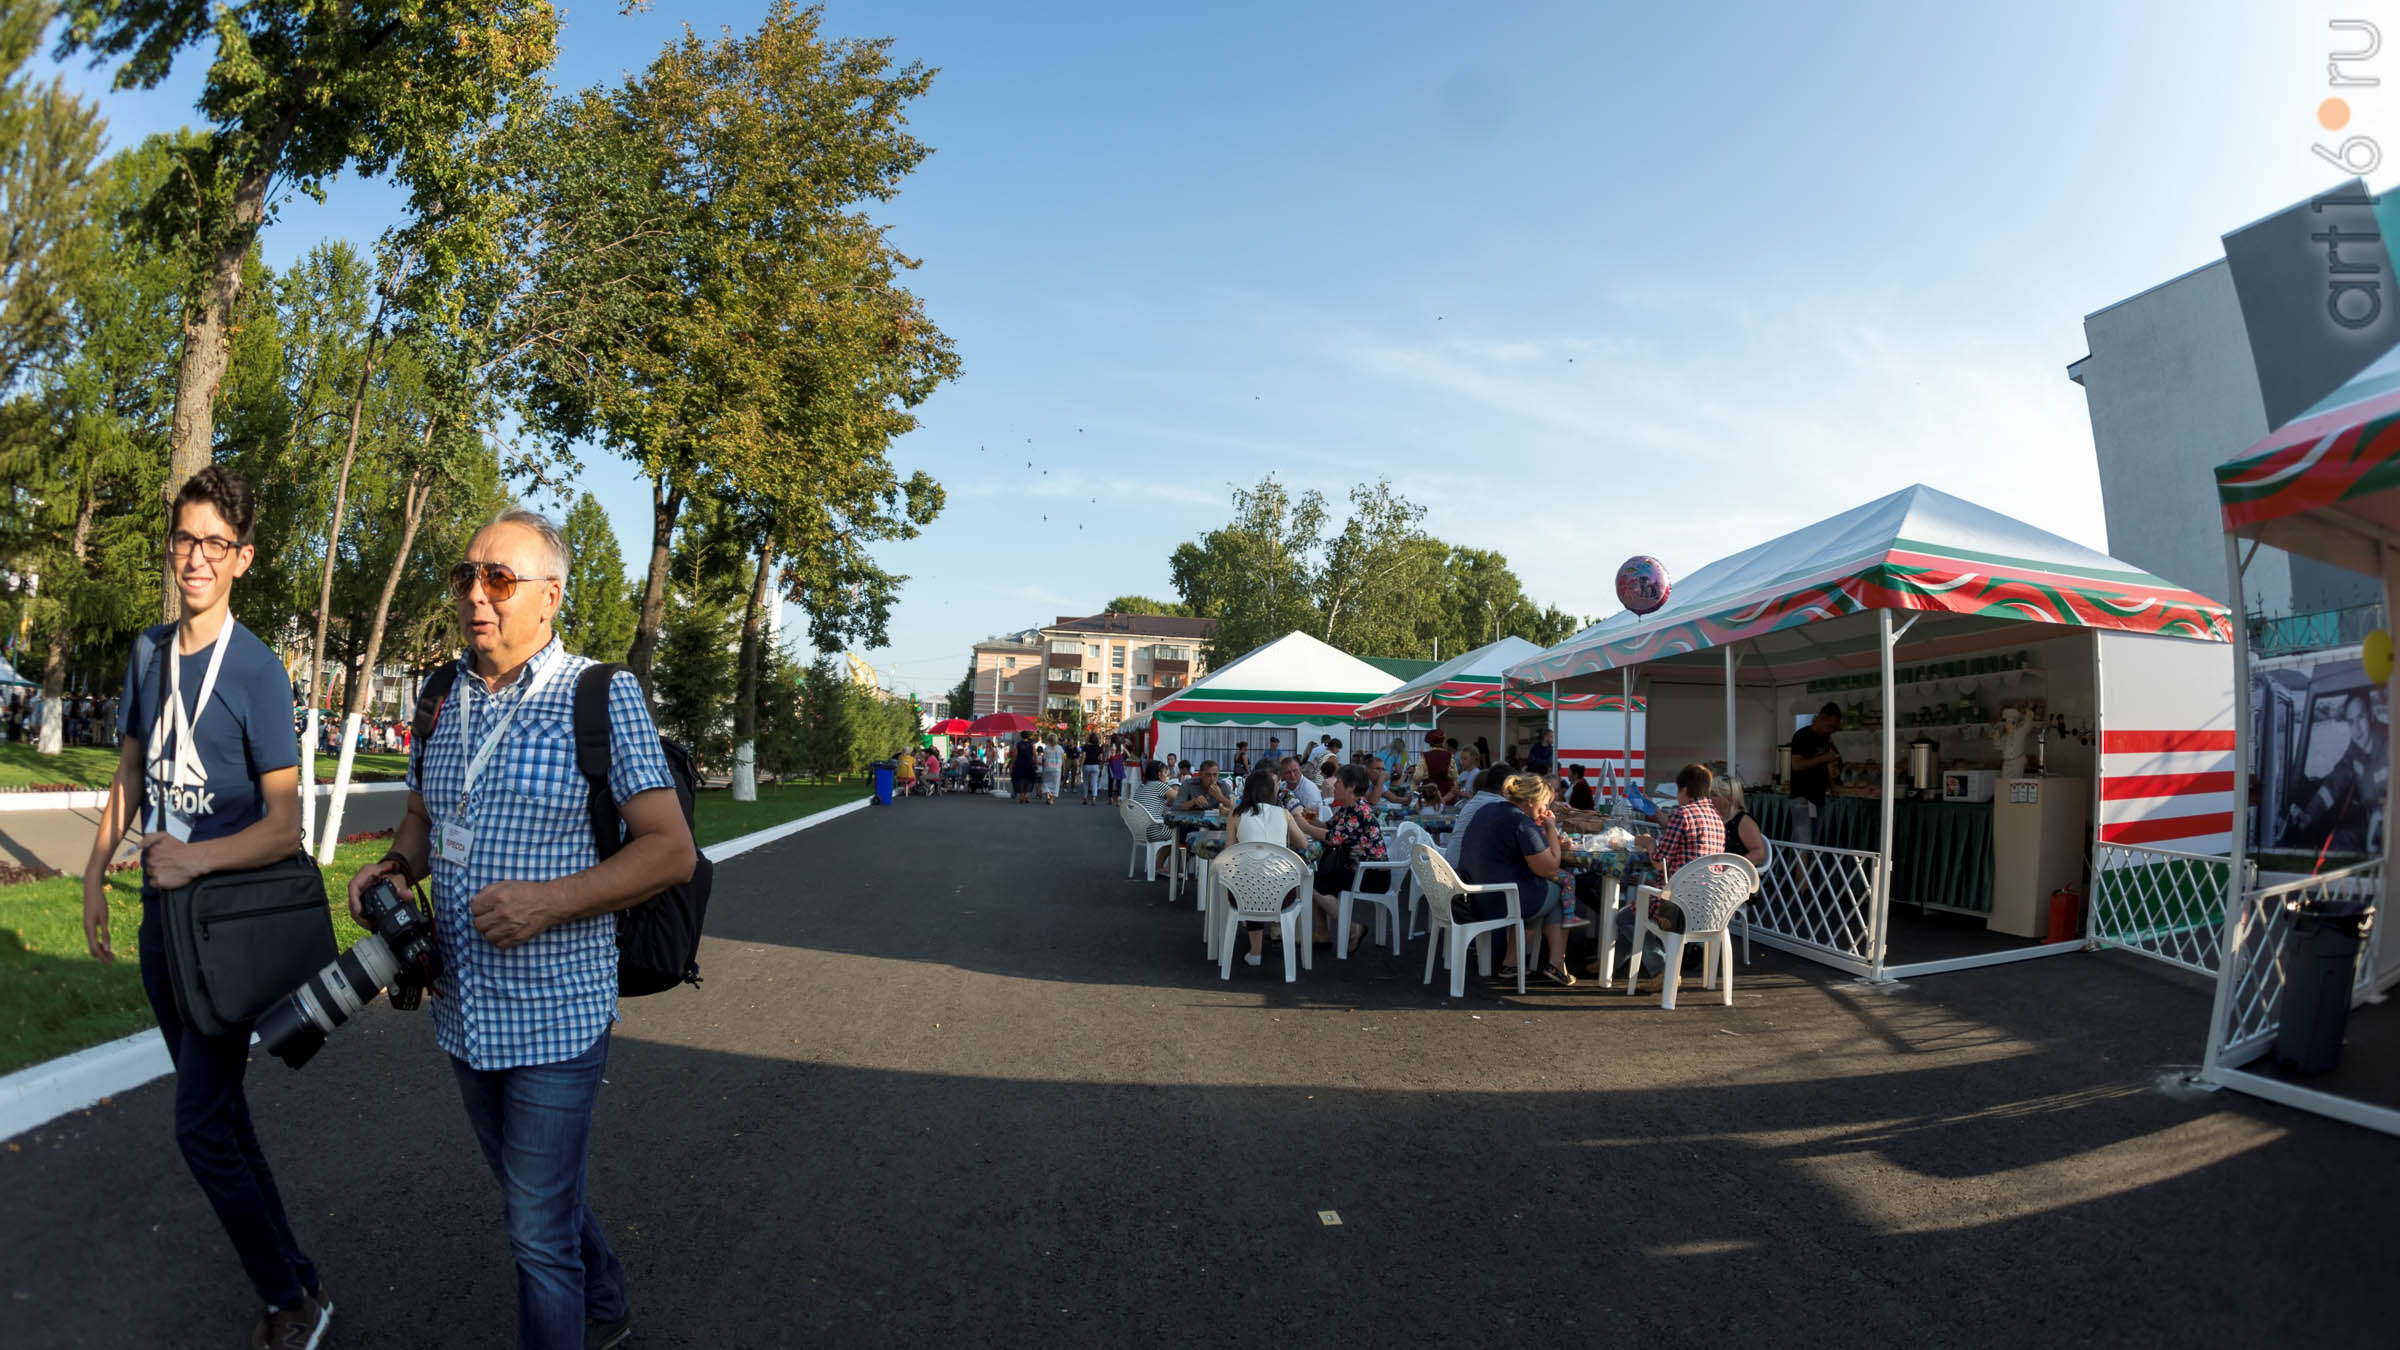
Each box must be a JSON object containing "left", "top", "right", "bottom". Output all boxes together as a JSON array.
[{"left": 4, "top": 795, "right": 2393, "bottom": 1347}]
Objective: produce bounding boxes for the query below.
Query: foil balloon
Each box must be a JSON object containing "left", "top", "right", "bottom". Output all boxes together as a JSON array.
[
  {"left": 1615, "top": 556, "right": 1672, "bottom": 616},
  {"left": 2366, "top": 628, "right": 2395, "bottom": 686}
]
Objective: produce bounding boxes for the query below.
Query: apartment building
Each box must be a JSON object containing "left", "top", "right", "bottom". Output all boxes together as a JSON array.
[
  {"left": 1035, "top": 612, "right": 1219, "bottom": 730},
  {"left": 969, "top": 627, "right": 1043, "bottom": 720}
]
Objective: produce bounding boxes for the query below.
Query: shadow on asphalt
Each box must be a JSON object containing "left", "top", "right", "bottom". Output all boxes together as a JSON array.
[{"left": 6, "top": 795, "right": 2396, "bottom": 1347}]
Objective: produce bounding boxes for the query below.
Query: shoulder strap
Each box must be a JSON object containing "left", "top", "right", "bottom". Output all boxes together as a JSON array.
[
  {"left": 408, "top": 664, "right": 459, "bottom": 782},
  {"left": 575, "top": 663, "right": 624, "bottom": 861}
]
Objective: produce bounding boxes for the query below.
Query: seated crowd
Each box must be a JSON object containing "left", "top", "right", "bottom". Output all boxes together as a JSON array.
[{"left": 1116, "top": 732, "right": 1773, "bottom": 989}]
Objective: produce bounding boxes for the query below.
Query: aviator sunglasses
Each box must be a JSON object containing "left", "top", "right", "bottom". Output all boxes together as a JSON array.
[{"left": 448, "top": 561, "right": 556, "bottom": 602}]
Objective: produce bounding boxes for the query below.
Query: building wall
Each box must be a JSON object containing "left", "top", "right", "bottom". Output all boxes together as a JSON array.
[
  {"left": 971, "top": 644, "right": 1042, "bottom": 720},
  {"left": 1035, "top": 630, "right": 1207, "bottom": 729},
  {"left": 2076, "top": 259, "right": 2291, "bottom": 614}
]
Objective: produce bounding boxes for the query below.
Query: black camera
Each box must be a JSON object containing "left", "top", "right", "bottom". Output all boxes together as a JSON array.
[{"left": 257, "top": 876, "right": 442, "bottom": 1070}]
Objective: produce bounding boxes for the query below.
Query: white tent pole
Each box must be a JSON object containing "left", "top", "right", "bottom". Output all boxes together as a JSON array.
[
  {"left": 1874, "top": 608, "right": 1897, "bottom": 983},
  {"left": 1724, "top": 645, "right": 1736, "bottom": 783},
  {"left": 1621, "top": 666, "right": 1633, "bottom": 806},
  {"left": 2202, "top": 534, "right": 2255, "bottom": 1080},
  {"left": 1549, "top": 680, "right": 1558, "bottom": 779}
]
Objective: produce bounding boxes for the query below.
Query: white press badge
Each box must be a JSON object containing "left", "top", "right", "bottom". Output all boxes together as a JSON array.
[
  {"left": 148, "top": 619, "right": 236, "bottom": 843},
  {"left": 435, "top": 653, "right": 561, "bottom": 868}
]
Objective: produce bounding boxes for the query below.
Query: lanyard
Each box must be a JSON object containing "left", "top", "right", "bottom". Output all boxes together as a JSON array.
[
  {"left": 151, "top": 618, "right": 235, "bottom": 794},
  {"left": 457, "top": 649, "right": 560, "bottom": 798}
]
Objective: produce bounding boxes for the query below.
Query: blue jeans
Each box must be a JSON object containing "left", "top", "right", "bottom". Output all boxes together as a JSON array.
[{"left": 450, "top": 1028, "right": 626, "bottom": 1350}]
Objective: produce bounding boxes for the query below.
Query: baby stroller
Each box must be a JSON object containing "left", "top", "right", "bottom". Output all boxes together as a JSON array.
[{"left": 965, "top": 759, "right": 991, "bottom": 795}]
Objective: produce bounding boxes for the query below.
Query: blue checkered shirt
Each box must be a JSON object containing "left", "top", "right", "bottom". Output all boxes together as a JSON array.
[{"left": 408, "top": 639, "right": 675, "bottom": 1070}]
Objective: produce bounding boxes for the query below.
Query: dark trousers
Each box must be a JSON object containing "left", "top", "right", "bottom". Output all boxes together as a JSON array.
[{"left": 137, "top": 899, "right": 318, "bottom": 1308}]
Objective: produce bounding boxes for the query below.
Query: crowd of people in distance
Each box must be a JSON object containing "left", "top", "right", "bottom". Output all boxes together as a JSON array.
[{"left": 0, "top": 688, "right": 121, "bottom": 747}]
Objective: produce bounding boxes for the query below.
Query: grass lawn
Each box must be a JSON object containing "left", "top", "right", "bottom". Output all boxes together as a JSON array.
[
  {"left": 0, "top": 745, "right": 413, "bottom": 793},
  {"left": 0, "top": 744, "right": 128, "bottom": 790},
  {"left": 692, "top": 779, "right": 870, "bottom": 847},
  {"left": 0, "top": 777, "right": 871, "bottom": 1074},
  {"left": 309, "top": 750, "right": 411, "bottom": 782},
  {"left": 0, "top": 840, "right": 384, "bottom": 1078}
]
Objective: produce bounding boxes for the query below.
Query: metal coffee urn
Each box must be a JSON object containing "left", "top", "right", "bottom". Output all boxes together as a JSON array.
[{"left": 1907, "top": 737, "right": 1940, "bottom": 798}]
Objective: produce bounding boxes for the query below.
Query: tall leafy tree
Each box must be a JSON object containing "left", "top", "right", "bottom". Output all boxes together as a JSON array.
[
  {"left": 0, "top": 136, "right": 181, "bottom": 751},
  {"left": 1169, "top": 475, "right": 1326, "bottom": 662},
  {"left": 1102, "top": 594, "right": 1189, "bottom": 617},
  {"left": 529, "top": 2, "right": 954, "bottom": 692},
  {"left": 55, "top": 0, "right": 559, "bottom": 618},
  {"left": 0, "top": 1, "right": 105, "bottom": 394}
]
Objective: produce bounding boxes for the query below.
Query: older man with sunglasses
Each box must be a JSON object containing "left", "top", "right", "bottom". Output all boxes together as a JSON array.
[{"left": 346, "top": 510, "right": 695, "bottom": 1350}]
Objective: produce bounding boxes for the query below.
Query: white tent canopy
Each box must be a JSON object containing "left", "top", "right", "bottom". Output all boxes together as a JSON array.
[
  {"left": 1506, "top": 483, "right": 2228, "bottom": 691},
  {"left": 1120, "top": 631, "right": 1399, "bottom": 761}
]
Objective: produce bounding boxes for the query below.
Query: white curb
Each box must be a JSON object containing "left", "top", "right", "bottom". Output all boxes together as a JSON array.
[
  {"left": 1, "top": 789, "right": 872, "bottom": 1142},
  {"left": 0, "top": 1028, "right": 173, "bottom": 1141}
]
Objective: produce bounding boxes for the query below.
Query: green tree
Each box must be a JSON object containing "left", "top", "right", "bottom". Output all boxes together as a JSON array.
[
  {"left": 527, "top": 3, "right": 954, "bottom": 691},
  {"left": 654, "top": 588, "right": 738, "bottom": 772},
  {"left": 1168, "top": 476, "right": 1582, "bottom": 663},
  {"left": 558, "top": 491, "right": 636, "bottom": 660},
  {"left": 0, "top": 1, "right": 105, "bottom": 394},
  {"left": 1169, "top": 475, "right": 1325, "bottom": 661},
  {"left": 944, "top": 660, "right": 976, "bottom": 720},
  {"left": 58, "top": 0, "right": 560, "bottom": 619},
  {"left": 799, "top": 654, "right": 853, "bottom": 779},
  {"left": 754, "top": 646, "right": 808, "bottom": 781},
  {"left": 0, "top": 136, "right": 180, "bottom": 751},
  {"left": 1102, "top": 594, "right": 1188, "bottom": 617}
]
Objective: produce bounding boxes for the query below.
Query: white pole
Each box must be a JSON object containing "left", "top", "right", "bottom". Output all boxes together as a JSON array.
[
  {"left": 316, "top": 711, "right": 363, "bottom": 865},
  {"left": 1549, "top": 680, "right": 1558, "bottom": 780},
  {"left": 1621, "top": 666, "right": 1634, "bottom": 806},
  {"left": 1874, "top": 608, "right": 1897, "bottom": 982},
  {"left": 2202, "top": 534, "right": 2254, "bottom": 1080},
  {"left": 1724, "top": 645, "right": 1737, "bottom": 783},
  {"left": 300, "top": 706, "right": 320, "bottom": 856}
]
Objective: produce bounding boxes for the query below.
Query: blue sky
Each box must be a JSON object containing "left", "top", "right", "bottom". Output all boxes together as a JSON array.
[{"left": 41, "top": 1, "right": 2357, "bottom": 697}]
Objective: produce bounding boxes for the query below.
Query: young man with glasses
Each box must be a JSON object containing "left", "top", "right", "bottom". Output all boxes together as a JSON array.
[
  {"left": 81, "top": 467, "right": 330, "bottom": 1350},
  {"left": 347, "top": 509, "right": 694, "bottom": 1350}
]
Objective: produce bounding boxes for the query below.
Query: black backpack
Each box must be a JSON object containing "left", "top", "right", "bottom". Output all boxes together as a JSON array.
[{"left": 413, "top": 660, "right": 713, "bottom": 996}]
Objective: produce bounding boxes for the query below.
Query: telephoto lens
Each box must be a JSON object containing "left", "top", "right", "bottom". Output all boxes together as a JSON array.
[{"left": 256, "top": 878, "right": 439, "bottom": 1069}]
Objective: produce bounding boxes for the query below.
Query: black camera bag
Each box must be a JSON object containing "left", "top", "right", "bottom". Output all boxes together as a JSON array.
[
  {"left": 159, "top": 852, "right": 337, "bottom": 1038},
  {"left": 413, "top": 660, "right": 711, "bottom": 996}
]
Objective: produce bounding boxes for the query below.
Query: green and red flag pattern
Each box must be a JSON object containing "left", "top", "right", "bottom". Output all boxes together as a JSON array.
[{"left": 2217, "top": 341, "right": 2400, "bottom": 530}]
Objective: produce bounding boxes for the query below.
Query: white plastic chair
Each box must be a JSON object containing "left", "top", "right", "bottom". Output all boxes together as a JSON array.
[
  {"left": 1116, "top": 798, "right": 1172, "bottom": 881},
  {"left": 1409, "top": 845, "right": 1525, "bottom": 998},
  {"left": 1626, "top": 853, "right": 1760, "bottom": 1010},
  {"left": 1337, "top": 821, "right": 1425, "bottom": 959},
  {"left": 1738, "top": 834, "right": 1774, "bottom": 964},
  {"left": 1212, "top": 841, "right": 1314, "bottom": 982}
]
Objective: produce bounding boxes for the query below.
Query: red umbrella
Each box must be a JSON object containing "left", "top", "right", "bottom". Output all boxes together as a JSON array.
[
  {"left": 929, "top": 717, "right": 974, "bottom": 735},
  {"left": 969, "top": 711, "right": 1037, "bottom": 736}
]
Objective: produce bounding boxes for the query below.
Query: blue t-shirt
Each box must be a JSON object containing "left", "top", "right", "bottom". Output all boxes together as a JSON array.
[
  {"left": 1456, "top": 804, "right": 1549, "bottom": 924},
  {"left": 119, "top": 621, "right": 299, "bottom": 849}
]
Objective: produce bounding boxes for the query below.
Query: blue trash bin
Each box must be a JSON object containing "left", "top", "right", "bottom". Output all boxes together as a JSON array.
[{"left": 871, "top": 761, "right": 895, "bottom": 805}]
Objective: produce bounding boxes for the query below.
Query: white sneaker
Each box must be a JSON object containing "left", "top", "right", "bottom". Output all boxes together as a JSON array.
[{"left": 1243, "top": 952, "right": 1262, "bottom": 967}]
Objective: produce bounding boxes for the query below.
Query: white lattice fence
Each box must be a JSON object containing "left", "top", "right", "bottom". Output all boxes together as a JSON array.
[
  {"left": 2211, "top": 862, "right": 2383, "bottom": 1068},
  {"left": 2089, "top": 843, "right": 2247, "bottom": 977},
  {"left": 1745, "top": 840, "right": 1883, "bottom": 978}
]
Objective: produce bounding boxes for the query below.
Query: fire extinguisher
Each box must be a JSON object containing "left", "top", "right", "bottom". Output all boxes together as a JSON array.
[{"left": 2047, "top": 884, "right": 2083, "bottom": 944}]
